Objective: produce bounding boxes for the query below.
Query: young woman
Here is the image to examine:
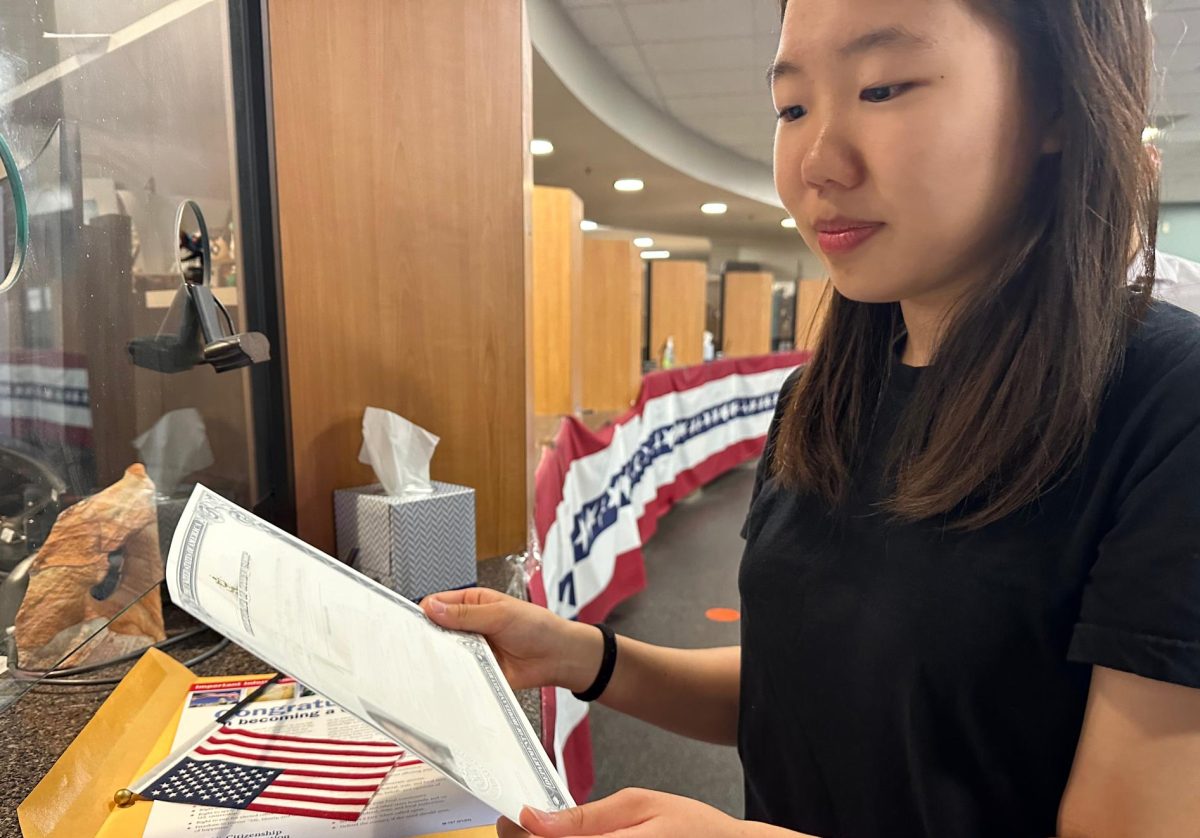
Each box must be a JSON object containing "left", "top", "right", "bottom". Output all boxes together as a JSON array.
[{"left": 423, "top": 0, "right": 1200, "bottom": 835}]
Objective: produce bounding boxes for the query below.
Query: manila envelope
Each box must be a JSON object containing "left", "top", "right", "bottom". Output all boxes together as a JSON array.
[{"left": 18, "top": 648, "right": 497, "bottom": 838}]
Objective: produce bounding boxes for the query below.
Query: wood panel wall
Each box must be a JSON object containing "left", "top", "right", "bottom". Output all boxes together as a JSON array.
[
  {"left": 649, "top": 260, "right": 706, "bottom": 367},
  {"left": 581, "top": 238, "right": 643, "bottom": 412},
  {"left": 722, "top": 271, "right": 773, "bottom": 358},
  {"left": 532, "top": 186, "right": 583, "bottom": 416},
  {"left": 796, "top": 277, "right": 833, "bottom": 350},
  {"left": 268, "top": 0, "right": 531, "bottom": 559}
]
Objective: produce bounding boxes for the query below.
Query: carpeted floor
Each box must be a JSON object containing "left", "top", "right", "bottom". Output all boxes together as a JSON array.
[{"left": 588, "top": 460, "right": 756, "bottom": 816}]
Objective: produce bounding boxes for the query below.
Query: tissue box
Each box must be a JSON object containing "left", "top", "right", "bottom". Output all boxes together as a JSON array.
[{"left": 334, "top": 481, "right": 477, "bottom": 601}]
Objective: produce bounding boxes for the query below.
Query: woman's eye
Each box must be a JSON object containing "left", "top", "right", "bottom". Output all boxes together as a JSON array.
[
  {"left": 777, "top": 105, "right": 807, "bottom": 123},
  {"left": 861, "top": 83, "right": 911, "bottom": 103}
]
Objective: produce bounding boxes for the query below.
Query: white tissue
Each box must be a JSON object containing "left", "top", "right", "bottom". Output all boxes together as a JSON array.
[
  {"left": 133, "top": 408, "right": 215, "bottom": 495},
  {"left": 358, "top": 406, "right": 440, "bottom": 498}
]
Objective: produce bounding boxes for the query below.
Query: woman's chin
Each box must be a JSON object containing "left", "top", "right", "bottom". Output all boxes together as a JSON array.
[{"left": 828, "top": 277, "right": 906, "bottom": 306}]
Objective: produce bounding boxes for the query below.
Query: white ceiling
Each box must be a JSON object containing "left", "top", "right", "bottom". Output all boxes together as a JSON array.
[
  {"left": 558, "top": 0, "right": 1200, "bottom": 203},
  {"left": 1150, "top": 0, "right": 1200, "bottom": 201},
  {"left": 532, "top": 51, "right": 802, "bottom": 250},
  {"left": 560, "top": 0, "right": 782, "bottom": 167}
]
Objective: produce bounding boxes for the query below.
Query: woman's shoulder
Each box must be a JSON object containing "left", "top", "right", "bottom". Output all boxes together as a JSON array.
[
  {"left": 781, "top": 364, "right": 805, "bottom": 394},
  {"left": 1105, "top": 300, "right": 1200, "bottom": 428},
  {"left": 1123, "top": 300, "right": 1200, "bottom": 383}
]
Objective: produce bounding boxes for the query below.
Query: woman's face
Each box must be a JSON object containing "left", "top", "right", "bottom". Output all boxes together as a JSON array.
[{"left": 773, "top": 0, "right": 1059, "bottom": 306}]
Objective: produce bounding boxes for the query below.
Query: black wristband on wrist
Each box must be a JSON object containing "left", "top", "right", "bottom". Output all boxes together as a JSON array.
[{"left": 572, "top": 623, "right": 617, "bottom": 703}]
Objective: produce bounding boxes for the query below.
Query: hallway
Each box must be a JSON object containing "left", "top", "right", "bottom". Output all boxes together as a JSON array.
[{"left": 589, "top": 460, "right": 756, "bottom": 816}]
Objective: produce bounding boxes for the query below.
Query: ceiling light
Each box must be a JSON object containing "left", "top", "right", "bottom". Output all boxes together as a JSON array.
[
  {"left": 781, "top": 217, "right": 798, "bottom": 229},
  {"left": 633, "top": 237, "right": 654, "bottom": 248},
  {"left": 43, "top": 32, "right": 112, "bottom": 39},
  {"left": 641, "top": 250, "right": 671, "bottom": 260},
  {"left": 614, "top": 179, "right": 644, "bottom": 192},
  {"left": 580, "top": 220, "right": 599, "bottom": 232},
  {"left": 701, "top": 202, "right": 728, "bottom": 215},
  {"left": 1142, "top": 125, "right": 1161, "bottom": 143},
  {"left": 530, "top": 139, "right": 555, "bottom": 156}
]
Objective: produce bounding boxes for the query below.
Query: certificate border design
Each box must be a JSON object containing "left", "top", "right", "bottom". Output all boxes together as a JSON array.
[{"left": 459, "top": 637, "right": 568, "bottom": 810}]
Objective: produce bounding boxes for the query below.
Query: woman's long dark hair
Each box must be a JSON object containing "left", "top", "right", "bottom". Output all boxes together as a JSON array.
[{"left": 773, "top": 0, "right": 1160, "bottom": 529}]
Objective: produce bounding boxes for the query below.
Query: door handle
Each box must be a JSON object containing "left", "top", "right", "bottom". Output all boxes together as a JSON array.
[{"left": 0, "top": 131, "right": 28, "bottom": 295}]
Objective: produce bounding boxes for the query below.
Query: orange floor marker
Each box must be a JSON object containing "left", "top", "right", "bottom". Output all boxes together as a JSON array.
[{"left": 705, "top": 607, "right": 741, "bottom": 623}]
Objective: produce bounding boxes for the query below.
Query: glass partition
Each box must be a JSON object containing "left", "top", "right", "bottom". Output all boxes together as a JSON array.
[
  {"left": 771, "top": 278, "right": 798, "bottom": 352},
  {"left": 0, "top": 0, "right": 276, "bottom": 706}
]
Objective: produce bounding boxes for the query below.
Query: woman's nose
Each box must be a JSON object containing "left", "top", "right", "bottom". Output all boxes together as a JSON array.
[{"left": 798, "top": 117, "right": 863, "bottom": 193}]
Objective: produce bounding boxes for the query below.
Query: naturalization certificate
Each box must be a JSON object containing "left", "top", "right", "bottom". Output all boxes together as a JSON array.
[{"left": 165, "top": 485, "right": 574, "bottom": 824}]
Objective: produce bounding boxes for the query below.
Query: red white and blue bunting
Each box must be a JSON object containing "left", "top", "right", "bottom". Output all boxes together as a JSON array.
[{"left": 531, "top": 353, "right": 806, "bottom": 802}]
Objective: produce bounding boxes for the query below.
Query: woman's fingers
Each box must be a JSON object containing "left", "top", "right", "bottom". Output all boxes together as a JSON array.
[
  {"left": 518, "top": 791, "right": 653, "bottom": 837},
  {"left": 497, "top": 816, "right": 531, "bottom": 837},
  {"left": 422, "top": 587, "right": 506, "bottom": 607},
  {"left": 421, "top": 589, "right": 513, "bottom": 633}
]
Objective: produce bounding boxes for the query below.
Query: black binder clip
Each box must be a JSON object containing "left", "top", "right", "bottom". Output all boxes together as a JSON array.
[{"left": 129, "top": 200, "right": 270, "bottom": 374}]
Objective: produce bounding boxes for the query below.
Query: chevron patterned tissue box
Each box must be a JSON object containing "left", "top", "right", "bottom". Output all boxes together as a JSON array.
[{"left": 333, "top": 481, "right": 477, "bottom": 601}]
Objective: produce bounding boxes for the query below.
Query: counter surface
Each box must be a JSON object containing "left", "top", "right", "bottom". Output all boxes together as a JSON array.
[{"left": 1, "top": 556, "right": 537, "bottom": 837}]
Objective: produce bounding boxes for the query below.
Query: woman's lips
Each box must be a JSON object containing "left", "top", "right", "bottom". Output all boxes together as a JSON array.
[{"left": 816, "top": 223, "right": 884, "bottom": 255}]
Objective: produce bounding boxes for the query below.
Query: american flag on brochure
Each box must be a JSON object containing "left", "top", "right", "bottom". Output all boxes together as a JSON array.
[{"left": 133, "top": 724, "right": 415, "bottom": 821}]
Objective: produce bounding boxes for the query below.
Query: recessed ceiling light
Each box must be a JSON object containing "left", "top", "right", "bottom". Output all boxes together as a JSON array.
[
  {"left": 781, "top": 217, "right": 798, "bottom": 229},
  {"left": 530, "top": 139, "right": 555, "bottom": 156},
  {"left": 614, "top": 179, "right": 645, "bottom": 192},
  {"left": 701, "top": 202, "right": 728, "bottom": 215},
  {"left": 42, "top": 32, "right": 112, "bottom": 39},
  {"left": 641, "top": 250, "right": 671, "bottom": 260},
  {"left": 580, "top": 220, "right": 599, "bottom": 232},
  {"left": 633, "top": 237, "right": 654, "bottom": 248}
]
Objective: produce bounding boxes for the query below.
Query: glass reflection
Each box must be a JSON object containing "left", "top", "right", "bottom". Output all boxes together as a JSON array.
[
  {"left": 772, "top": 279, "right": 797, "bottom": 352},
  {"left": 0, "top": 0, "right": 260, "bottom": 688},
  {"left": 0, "top": 129, "right": 28, "bottom": 292}
]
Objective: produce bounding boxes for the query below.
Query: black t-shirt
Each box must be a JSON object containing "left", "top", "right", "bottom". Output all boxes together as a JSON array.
[{"left": 738, "top": 301, "right": 1200, "bottom": 838}]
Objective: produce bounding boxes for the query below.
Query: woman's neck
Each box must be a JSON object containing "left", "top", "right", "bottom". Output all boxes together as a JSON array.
[
  {"left": 902, "top": 300, "right": 936, "bottom": 364},
  {"left": 898, "top": 288, "right": 967, "bottom": 367}
]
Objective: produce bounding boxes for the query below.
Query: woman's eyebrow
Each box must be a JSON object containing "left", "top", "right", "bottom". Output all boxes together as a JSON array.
[
  {"left": 767, "top": 25, "right": 935, "bottom": 87},
  {"left": 766, "top": 59, "right": 803, "bottom": 87},
  {"left": 839, "top": 25, "right": 934, "bottom": 58}
]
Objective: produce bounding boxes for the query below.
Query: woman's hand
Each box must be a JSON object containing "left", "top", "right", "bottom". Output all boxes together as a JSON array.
[
  {"left": 495, "top": 789, "right": 805, "bottom": 837},
  {"left": 420, "top": 588, "right": 602, "bottom": 692}
]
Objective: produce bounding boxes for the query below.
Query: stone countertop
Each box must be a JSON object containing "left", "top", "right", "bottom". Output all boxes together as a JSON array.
[{"left": 0, "top": 555, "right": 538, "bottom": 837}]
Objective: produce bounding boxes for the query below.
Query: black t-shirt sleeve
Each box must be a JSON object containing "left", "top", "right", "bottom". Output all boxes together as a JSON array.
[
  {"left": 1068, "top": 363, "right": 1200, "bottom": 689},
  {"left": 741, "top": 367, "right": 803, "bottom": 540}
]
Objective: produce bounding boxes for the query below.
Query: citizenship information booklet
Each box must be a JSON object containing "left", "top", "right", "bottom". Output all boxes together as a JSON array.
[
  {"left": 142, "top": 676, "right": 500, "bottom": 836},
  {"left": 162, "top": 485, "right": 574, "bottom": 826}
]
